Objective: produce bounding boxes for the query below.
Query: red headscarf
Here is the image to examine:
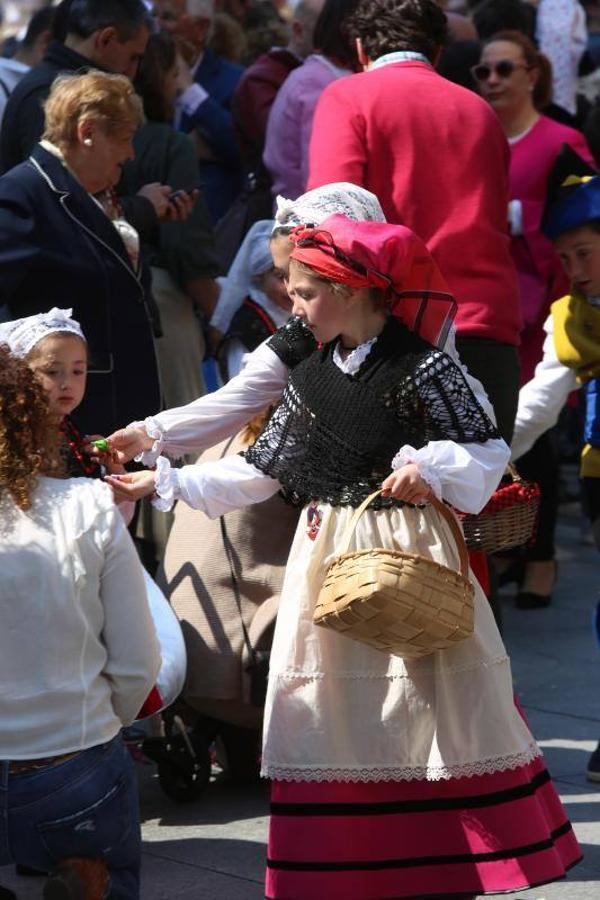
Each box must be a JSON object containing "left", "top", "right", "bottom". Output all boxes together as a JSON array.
[{"left": 289, "top": 214, "right": 456, "bottom": 347}]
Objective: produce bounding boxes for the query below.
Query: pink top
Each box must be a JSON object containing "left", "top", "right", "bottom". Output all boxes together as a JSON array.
[
  {"left": 509, "top": 115, "right": 594, "bottom": 381},
  {"left": 264, "top": 54, "right": 350, "bottom": 201},
  {"left": 308, "top": 61, "right": 521, "bottom": 345}
]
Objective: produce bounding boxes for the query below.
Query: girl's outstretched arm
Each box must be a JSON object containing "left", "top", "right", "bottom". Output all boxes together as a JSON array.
[
  {"left": 105, "top": 453, "right": 281, "bottom": 518},
  {"left": 107, "top": 340, "right": 290, "bottom": 464}
]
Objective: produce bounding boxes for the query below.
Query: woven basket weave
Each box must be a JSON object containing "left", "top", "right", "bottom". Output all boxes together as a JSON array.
[
  {"left": 459, "top": 465, "right": 540, "bottom": 554},
  {"left": 314, "top": 491, "right": 474, "bottom": 659}
]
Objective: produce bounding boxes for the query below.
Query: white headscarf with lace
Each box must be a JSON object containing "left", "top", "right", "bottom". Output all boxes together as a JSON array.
[
  {"left": 274, "top": 182, "right": 387, "bottom": 232},
  {"left": 211, "top": 184, "right": 387, "bottom": 334},
  {"left": 0, "top": 308, "right": 85, "bottom": 358}
]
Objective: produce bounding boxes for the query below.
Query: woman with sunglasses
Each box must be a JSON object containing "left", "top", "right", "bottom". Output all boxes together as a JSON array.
[
  {"left": 103, "top": 215, "right": 579, "bottom": 899},
  {"left": 474, "top": 29, "right": 595, "bottom": 608}
]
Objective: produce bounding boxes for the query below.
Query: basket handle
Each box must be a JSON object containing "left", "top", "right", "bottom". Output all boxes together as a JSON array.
[
  {"left": 338, "top": 489, "right": 471, "bottom": 578},
  {"left": 506, "top": 462, "right": 523, "bottom": 482}
]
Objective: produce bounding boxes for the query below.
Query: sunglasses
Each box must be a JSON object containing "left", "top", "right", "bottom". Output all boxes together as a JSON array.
[{"left": 471, "top": 60, "right": 531, "bottom": 82}]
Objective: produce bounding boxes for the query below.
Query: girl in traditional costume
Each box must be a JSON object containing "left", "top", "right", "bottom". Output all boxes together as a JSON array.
[
  {"left": 511, "top": 145, "right": 600, "bottom": 783},
  {"left": 0, "top": 308, "right": 185, "bottom": 721},
  {"left": 210, "top": 183, "right": 387, "bottom": 380},
  {"left": 0, "top": 308, "right": 119, "bottom": 479},
  {"left": 107, "top": 215, "right": 580, "bottom": 899}
]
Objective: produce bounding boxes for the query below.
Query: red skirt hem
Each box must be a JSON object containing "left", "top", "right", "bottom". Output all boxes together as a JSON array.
[{"left": 265, "top": 756, "right": 581, "bottom": 899}]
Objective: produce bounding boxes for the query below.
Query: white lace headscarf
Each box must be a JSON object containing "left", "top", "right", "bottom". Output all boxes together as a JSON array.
[
  {"left": 0, "top": 308, "right": 85, "bottom": 358},
  {"left": 273, "top": 182, "right": 387, "bottom": 232},
  {"left": 211, "top": 184, "right": 387, "bottom": 334}
]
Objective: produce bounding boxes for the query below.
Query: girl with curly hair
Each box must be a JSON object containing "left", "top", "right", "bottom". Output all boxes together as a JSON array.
[
  {"left": 0, "top": 329, "right": 160, "bottom": 899},
  {"left": 0, "top": 307, "right": 129, "bottom": 482},
  {"left": 0, "top": 346, "right": 61, "bottom": 511}
]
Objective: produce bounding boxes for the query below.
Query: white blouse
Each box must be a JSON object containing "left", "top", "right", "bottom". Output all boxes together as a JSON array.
[
  {"left": 140, "top": 325, "right": 509, "bottom": 516},
  {"left": 0, "top": 477, "right": 161, "bottom": 759},
  {"left": 511, "top": 314, "right": 577, "bottom": 462}
]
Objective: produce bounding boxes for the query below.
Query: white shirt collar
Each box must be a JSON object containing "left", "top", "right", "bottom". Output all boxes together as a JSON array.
[
  {"left": 370, "top": 51, "right": 431, "bottom": 71},
  {"left": 333, "top": 335, "right": 379, "bottom": 375}
]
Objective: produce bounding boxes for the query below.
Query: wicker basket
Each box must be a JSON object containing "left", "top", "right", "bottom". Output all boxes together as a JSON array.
[
  {"left": 458, "top": 465, "right": 540, "bottom": 554},
  {"left": 314, "top": 491, "right": 474, "bottom": 659}
]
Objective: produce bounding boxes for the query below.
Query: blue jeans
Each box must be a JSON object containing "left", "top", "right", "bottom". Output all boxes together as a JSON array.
[{"left": 0, "top": 735, "right": 140, "bottom": 899}]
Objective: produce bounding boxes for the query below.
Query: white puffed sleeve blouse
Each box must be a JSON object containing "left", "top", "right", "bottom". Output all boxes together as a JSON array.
[{"left": 136, "top": 327, "right": 509, "bottom": 518}]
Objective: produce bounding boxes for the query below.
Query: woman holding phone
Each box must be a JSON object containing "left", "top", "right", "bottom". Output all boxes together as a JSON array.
[{"left": 123, "top": 30, "right": 222, "bottom": 412}]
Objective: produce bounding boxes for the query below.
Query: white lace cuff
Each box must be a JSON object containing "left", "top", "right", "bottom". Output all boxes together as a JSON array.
[
  {"left": 132, "top": 416, "right": 165, "bottom": 466},
  {"left": 391, "top": 444, "right": 443, "bottom": 499},
  {"left": 152, "top": 456, "right": 179, "bottom": 512}
]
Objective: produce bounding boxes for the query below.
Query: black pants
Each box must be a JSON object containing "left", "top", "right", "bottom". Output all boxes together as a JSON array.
[
  {"left": 582, "top": 476, "right": 600, "bottom": 551},
  {"left": 455, "top": 337, "right": 520, "bottom": 444},
  {"left": 516, "top": 429, "right": 560, "bottom": 561}
]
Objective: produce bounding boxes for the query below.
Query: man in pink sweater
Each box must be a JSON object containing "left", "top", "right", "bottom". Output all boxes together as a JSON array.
[{"left": 308, "top": 0, "right": 521, "bottom": 441}]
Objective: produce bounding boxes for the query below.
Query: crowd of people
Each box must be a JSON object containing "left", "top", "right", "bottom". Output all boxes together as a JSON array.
[{"left": 1, "top": 0, "right": 600, "bottom": 898}]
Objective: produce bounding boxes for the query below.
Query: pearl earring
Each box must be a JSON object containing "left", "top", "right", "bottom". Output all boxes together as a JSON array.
[{"left": 83, "top": 138, "right": 92, "bottom": 146}]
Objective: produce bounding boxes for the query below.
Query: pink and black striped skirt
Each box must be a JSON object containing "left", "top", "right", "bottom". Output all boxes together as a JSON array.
[{"left": 266, "top": 756, "right": 581, "bottom": 899}]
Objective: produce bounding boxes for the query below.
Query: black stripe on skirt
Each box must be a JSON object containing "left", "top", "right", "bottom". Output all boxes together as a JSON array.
[
  {"left": 266, "top": 821, "right": 574, "bottom": 871},
  {"left": 270, "top": 769, "right": 551, "bottom": 817}
]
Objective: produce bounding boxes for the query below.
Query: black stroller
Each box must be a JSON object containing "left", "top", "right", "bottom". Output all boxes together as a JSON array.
[{"left": 139, "top": 470, "right": 298, "bottom": 801}]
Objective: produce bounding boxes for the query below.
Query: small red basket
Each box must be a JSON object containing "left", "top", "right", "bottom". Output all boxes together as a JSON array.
[{"left": 458, "top": 465, "right": 541, "bottom": 553}]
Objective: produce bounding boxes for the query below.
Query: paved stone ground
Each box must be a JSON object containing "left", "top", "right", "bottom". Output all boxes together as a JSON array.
[{"left": 2, "top": 494, "right": 599, "bottom": 899}]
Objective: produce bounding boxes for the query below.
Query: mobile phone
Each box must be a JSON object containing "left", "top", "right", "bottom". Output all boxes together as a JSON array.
[{"left": 169, "top": 185, "right": 202, "bottom": 202}]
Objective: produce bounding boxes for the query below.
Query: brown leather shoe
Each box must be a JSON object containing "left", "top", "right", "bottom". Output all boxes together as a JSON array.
[{"left": 43, "top": 858, "right": 109, "bottom": 900}]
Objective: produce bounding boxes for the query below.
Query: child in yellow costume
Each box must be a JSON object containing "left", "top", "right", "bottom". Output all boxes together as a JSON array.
[{"left": 511, "top": 145, "right": 600, "bottom": 781}]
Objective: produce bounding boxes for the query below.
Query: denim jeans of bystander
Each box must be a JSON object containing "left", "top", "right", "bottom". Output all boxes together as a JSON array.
[{"left": 0, "top": 735, "right": 140, "bottom": 899}]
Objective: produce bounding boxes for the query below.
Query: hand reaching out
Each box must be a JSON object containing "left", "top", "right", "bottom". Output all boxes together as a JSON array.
[
  {"left": 104, "top": 425, "right": 155, "bottom": 464},
  {"left": 104, "top": 470, "right": 157, "bottom": 503},
  {"left": 84, "top": 435, "right": 125, "bottom": 475}
]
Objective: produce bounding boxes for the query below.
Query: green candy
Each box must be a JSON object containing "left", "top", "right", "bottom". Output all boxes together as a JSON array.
[{"left": 92, "top": 438, "right": 110, "bottom": 452}]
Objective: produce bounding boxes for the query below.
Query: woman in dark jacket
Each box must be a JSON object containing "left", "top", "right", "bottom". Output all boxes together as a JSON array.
[{"left": 0, "top": 69, "right": 161, "bottom": 437}]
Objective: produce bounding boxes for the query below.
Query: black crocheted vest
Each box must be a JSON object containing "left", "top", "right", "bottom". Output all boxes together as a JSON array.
[{"left": 244, "top": 317, "right": 500, "bottom": 508}]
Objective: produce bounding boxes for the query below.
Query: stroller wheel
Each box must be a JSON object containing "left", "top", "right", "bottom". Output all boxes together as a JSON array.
[
  {"left": 143, "top": 714, "right": 213, "bottom": 803},
  {"left": 157, "top": 755, "right": 209, "bottom": 802}
]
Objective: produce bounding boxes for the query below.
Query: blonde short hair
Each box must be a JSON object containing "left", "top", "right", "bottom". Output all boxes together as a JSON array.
[{"left": 43, "top": 70, "right": 143, "bottom": 148}]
